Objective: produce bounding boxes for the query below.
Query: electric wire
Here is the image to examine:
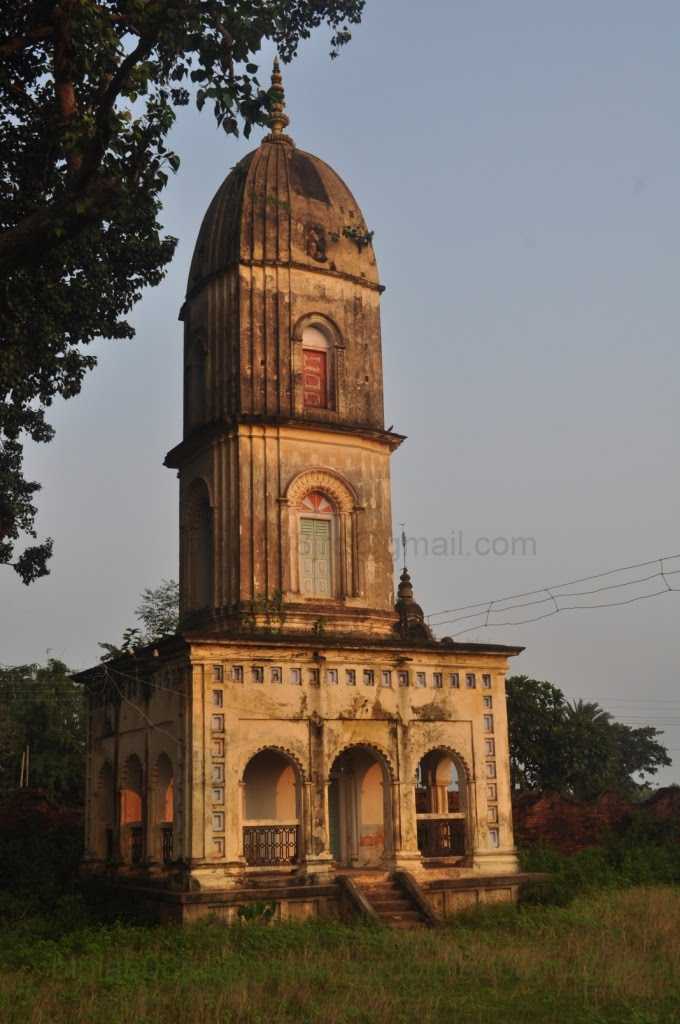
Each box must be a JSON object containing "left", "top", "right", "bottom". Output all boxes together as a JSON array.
[
  {"left": 424, "top": 553, "right": 680, "bottom": 636},
  {"left": 428, "top": 552, "right": 680, "bottom": 622}
]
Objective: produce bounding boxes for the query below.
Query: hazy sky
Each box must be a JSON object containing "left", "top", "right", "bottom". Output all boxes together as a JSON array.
[{"left": 2, "top": 1, "right": 679, "bottom": 780}]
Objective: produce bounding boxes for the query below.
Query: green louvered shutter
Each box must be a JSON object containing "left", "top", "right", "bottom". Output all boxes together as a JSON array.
[{"left": 300, "top": 518, "right": 331, "bottom": 597}]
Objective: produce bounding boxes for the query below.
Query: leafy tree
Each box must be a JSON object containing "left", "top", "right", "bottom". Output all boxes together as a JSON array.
[
  {"left": 99, "top": 577, "right": 179, "bottom": 659},
  {"left": 0, "top": 0, "right": 365, "bottom": 583},
  {"left": 0, "top": 659, "right": 85, "bottom": 802},
  {"left": 136, "top": 577, "right": 179, "bottom": 640},
  {"left": 505, "top": 675, "right": 569, "bottom": 791},
  {"left": 507, "top": 675, "right": 671, "bottom": 799}
]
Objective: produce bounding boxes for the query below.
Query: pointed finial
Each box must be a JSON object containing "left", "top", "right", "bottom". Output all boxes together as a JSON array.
[
  {"left": 400, "top": 524, "right": 407, "bottom": 572},
  {"left": 264, "top": 56, "right": 293, "bottom": 145}
]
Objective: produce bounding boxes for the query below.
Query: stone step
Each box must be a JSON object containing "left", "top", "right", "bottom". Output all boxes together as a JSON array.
[
  {"left": 370, "top": 899, "right": 414, "bottom": 914},
  {"left": 362, "top": 886, "right": 402, "bottom": 899},
  {"left": 378, "top": 910, "right": 424, "bottom": 926},
  {"left": 355, "top": 878, "right": 427, "bottom": 930}
]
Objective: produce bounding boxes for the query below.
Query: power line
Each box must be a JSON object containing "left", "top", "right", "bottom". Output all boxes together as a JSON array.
[
  {"left": 428, "top": 553, "right": 680, "bottom": 622},
  {"left": 425, "top": 552, "right": 679, "bottom": 636}
]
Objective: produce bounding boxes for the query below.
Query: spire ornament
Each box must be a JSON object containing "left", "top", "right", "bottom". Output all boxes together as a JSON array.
[
  {"left": 395, "top": 563, "right": 433, "bottom": 641},
  {"left": 264, "top": 57, "right": 294, "bottom": 146}
]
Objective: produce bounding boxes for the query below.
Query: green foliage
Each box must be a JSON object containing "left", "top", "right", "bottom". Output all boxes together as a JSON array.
[
  {"left": 99, "top": 578, "right": 179, "bottom": 658},
  {"left": 519, "top": 833, "right": 680, "bottom": 908},
  {"left": 0, "top": 660, "right": 84, "bottom": 802},
  {"left": 246, "top": 589, "right": 287, "bottom": 633},
  {"left": 341, "top": 224, "right": 374, "bottom": 250},
  {"left": 236, "top": 900, "right": 277, "bottom": 923},
  {"left": 135, "top": 578, "right": 179, "bottom": 641},
  {"left": 0, "top": 0, "right": 365, "bottom": 583},
  {"left": 507, "top": 675, "right": 671, "bottom": 799}
]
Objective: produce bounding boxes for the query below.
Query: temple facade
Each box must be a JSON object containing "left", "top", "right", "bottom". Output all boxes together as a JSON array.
[{"left": 80, "top": 63, "right": 525, "bottom": 923}]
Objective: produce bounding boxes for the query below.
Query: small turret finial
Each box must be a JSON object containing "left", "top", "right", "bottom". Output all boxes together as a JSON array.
[{"left": 265, "top": 56, "right": 293, "bottom": 144}]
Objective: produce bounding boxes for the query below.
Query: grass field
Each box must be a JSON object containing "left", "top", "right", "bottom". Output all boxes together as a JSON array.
[{"left": 1, "top": 886, "right": 679, "bottom": 1024}]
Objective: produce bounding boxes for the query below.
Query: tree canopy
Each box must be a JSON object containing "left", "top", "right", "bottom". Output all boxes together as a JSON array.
[
  {"left": 0, "top": 659, "right": 84, "bottom": 803},
  {"left": 507, "top": 675, "right": 671, "bottom": 800},
  {"left": 98, "top": 576, "right": 179, "bottom": 658},
  {"left": 0, "top": 0, "right": 365, "bottom": 583}
]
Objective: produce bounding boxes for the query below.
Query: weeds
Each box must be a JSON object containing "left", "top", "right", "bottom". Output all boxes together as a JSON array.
[{"left": 0, "top": 888, "right": 679, "bottom": 1023}]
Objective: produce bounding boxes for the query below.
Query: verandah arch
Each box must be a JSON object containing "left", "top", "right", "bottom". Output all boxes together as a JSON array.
[
  {"left": 94, "top": 760, "right": 115, "bottom": 861},
  {"left": 152, "top": 752, "right": 175, "bottom": 865},
  {"left": 240, "top": 747, "right": 304, "bottom": 867},
  {"left": 414, "top": 746, "right": 471, "bottom": 861},
  {"left": 120, "top": 753, "right": 144, "bottom": 865},
  {"left": 327, "top": 743, "right": 395, "bottom": 868}
]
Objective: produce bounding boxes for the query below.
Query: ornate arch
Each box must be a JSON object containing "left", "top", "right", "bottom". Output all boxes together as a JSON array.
[
  {"left": 120, "top": 752, "right": 144, "bottom": 788},
  {"left": 411, "top": 744, "right": 473, "bottom": 785},
  {"left": 285, "top": 468, "right": 359, "bottom": 514},
  {"left": 150, "top": 751, "right": 174, "bottom": 788},
  {"left": 327, "top": 741, "right": 397, "bottom": 783},
  {"left": 239, "top": 744, "right": 309, "bottom": 783}
]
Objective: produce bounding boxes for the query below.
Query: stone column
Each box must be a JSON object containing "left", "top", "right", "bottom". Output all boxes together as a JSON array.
[
  {"left": 303, "top": 715, "right": 334, "bottom": 879},
  {"left": 389, "top": 720, "right": 423, "bottom": 872}
]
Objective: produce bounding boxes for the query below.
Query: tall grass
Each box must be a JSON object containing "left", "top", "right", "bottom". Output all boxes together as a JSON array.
[{"left": 1, "top": 887, "right": 679, "bottom": 1024}]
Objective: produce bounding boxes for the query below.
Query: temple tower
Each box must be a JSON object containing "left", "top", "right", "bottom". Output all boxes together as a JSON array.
[
  {"left": 166, "top": 61, "right": 402, "bottom": 637},
  {"left": 81, "top": 63, "right": 525, "bottom": 918}
]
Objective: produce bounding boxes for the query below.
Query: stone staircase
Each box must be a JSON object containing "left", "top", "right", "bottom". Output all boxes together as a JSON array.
[{"left": 356, "top": 877, "right": 429, "bottom": 929}]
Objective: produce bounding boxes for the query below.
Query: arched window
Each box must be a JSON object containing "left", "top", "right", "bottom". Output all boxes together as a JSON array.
[
  {"left": 302, "top": 325, "right": 332, "bottom": 409},
  {"left": 299, "top": 491, "right": 334, "bottom": 598},
  {"left": 186, "top": 479, "right": 213, "bottom": 610},
  {"left": 285, "top": 469, "right": 360, "bottom": 600},
  {"left": 415, "top": 749, "right": 468, "bottom": 861}
]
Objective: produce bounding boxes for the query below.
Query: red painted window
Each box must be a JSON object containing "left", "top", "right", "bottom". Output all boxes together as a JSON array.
[{"left": 303, "top": 348, "right": 328, "bottom": 408}]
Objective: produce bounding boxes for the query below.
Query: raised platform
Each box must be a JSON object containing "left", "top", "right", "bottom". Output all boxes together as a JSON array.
[{"left": 86, "top": 868, "right": 537, "bottom": 925}]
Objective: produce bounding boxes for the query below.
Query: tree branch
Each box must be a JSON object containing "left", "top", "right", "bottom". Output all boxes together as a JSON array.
[
  {"left": 0, "top": 25, "right": 53, "bottom": 58},
  {"left": 0, "top": 176, "right": 122, "bottom": 274}
]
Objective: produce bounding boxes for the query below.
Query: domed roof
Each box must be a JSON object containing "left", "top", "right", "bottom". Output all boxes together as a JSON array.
[{"left": 186, "top": 61, "right": 379, "bottom": 299}]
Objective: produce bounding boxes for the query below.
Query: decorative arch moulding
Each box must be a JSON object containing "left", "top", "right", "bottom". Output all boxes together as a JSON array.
[
  {"left": 238, "top": 744, "right": 310, "bottom": 783},
  {"left": 411, "top": 744, "right": 473, "bottom": 785},
  {"left": 325, "top": 740, "right": 398, "bottom": 783},
  {"left": 292, "top": 312, "right": 346, "bottom": 348},
  {"left": 284, "top": 468, "right": 361, "bottom": 515}
]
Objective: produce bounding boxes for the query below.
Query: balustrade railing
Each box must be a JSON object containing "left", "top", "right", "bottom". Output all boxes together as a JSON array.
[
  {"left": 130, "top": 825, "right": 144, "bottom": 865},
  {"left": 243, "top": 824, "right": 299, "bottom": 866},
  {"left": 417, "top": 818, "right": 466, "bottom": 858},
  {"left": 161, "top": 825, "right": 174, "bottom": 864}
]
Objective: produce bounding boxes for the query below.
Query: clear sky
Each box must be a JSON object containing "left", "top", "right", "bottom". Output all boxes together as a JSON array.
[{"left": 2, "top": 0, "right": 679, "bottom": 780}]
